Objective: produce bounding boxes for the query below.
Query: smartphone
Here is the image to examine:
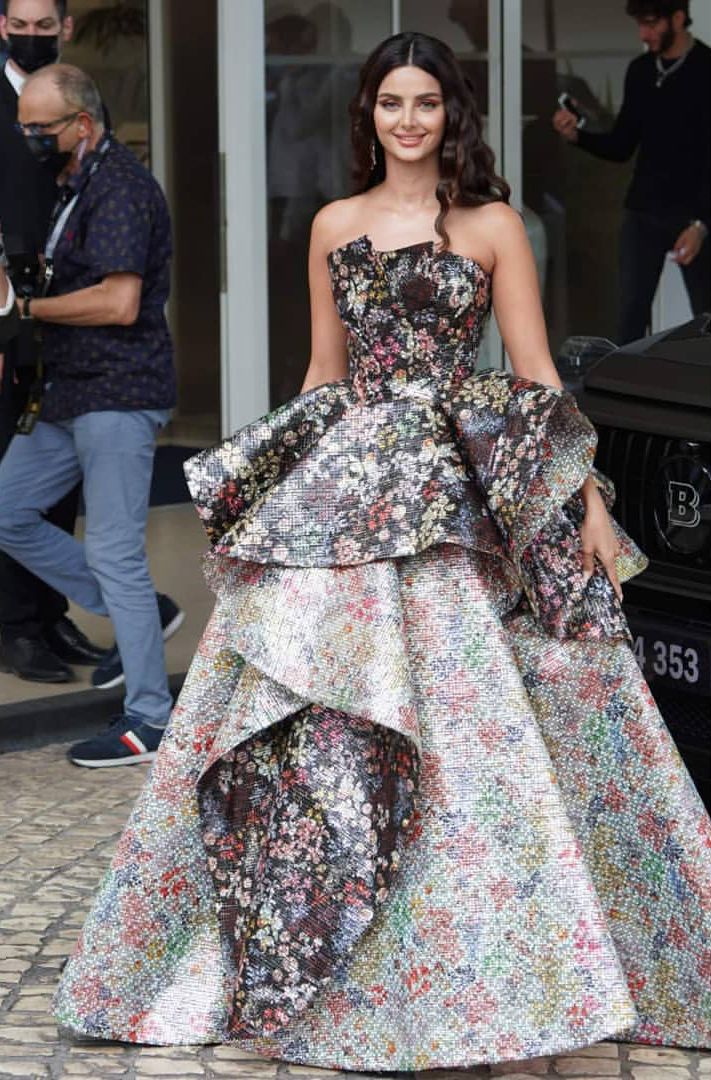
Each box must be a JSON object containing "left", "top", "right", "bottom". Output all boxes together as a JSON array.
[{"left": 558, "top": 92, "right": 587, "bottom": 129}]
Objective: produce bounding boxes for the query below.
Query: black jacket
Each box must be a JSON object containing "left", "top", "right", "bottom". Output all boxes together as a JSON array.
[
  {"left": 0, "top": 68, "right": 57, "bottom": 255},
  {"left": 576, "top": 40, "right": 711, "bottom": 227},
  {"left": 0, "top": 68, "right": 58, "bottom": 367},
  {"left": 0, "top": 294, "right": 19, "bottom": 346}
]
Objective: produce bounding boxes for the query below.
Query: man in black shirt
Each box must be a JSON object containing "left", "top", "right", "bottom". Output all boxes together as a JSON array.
[
  {"left": 0, "top": 0, "right": 106, "bottom": 681},
  {"left": 553, "top": 0, "right": 710, "bottom": 344}
]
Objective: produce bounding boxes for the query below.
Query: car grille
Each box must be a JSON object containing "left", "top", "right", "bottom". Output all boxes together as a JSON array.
[
  {"left": 653, "top": 686, "right": 711, "bottom": 813},
  {"left": 594, "top": 426, "right": 711, "bottom": 590}
]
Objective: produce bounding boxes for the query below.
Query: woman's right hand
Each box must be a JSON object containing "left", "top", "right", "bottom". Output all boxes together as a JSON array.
[{"left": 579, "top": 479, "right": 623, "bottom": 601}]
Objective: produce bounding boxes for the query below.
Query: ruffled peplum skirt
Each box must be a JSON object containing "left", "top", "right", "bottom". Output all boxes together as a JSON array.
[{"left": 54, "top": 371, "right": 711, "bottom": 1069}]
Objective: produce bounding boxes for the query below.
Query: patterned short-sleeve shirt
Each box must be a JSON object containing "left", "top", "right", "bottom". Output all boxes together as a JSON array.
[{"left": 40, "top": 134, "right": 176, "bottom": 421}]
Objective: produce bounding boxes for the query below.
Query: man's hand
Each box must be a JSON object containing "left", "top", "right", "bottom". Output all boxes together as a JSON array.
[
  {"left": 552, "top": 105, "right": 580, "bottom": 142},
  {"left": 670, "top": 224, "right": 706, "bottom": 267}
]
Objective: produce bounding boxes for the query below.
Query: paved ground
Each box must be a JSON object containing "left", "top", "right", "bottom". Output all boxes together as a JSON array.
[{"left": 1, "top": 743, "right": 710, "bottom": 1080}]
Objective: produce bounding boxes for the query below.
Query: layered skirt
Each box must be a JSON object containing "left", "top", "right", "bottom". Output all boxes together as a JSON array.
[{"left": 54, "top": 372, "right": 711, "bottom": 1069}]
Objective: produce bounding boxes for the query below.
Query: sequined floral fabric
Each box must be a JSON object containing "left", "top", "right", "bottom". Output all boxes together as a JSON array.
[
  {"left": 186, "top": 236, "right": 645, "bottom": 641},
  {"left": 55, "top": 236, "right": 711, "bottom": 1068}
]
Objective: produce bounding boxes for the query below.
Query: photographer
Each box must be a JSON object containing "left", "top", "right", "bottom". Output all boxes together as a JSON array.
[
  {"left": 0, "top": 64, "right": 180, "bottom": 768},
  {"left": 0, "top": 0, "right": 107, "bottom": 682},
  {"left": 552, "top": 0, "right": 710, "bottom": 345}
]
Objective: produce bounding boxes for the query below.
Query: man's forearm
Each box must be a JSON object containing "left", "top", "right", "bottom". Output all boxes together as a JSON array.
[
  {"left": 31, "top": 283, "right": 126, "bottom": 326},
  {"left": 574, "top": 73, "right": 640, "bottom": 164},
  {"left": 30, "top": 276, "right": 140, "bottom": 327},
  {"left": 576, "top": 125, "right": 637, "bottom": 163}
]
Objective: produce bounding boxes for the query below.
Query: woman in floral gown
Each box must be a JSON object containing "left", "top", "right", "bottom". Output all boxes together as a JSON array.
[{"left": 55, "top": 32, "right": 711, "bottom": 1070}]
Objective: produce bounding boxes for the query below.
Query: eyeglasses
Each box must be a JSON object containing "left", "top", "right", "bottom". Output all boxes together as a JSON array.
[{"left": 15, "top": 111, "right": 79, "bottom": 137}]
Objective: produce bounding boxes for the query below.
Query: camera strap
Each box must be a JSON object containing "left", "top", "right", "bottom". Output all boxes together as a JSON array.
[
  {"left": 17, "top": 134, "right": 112, "bottom": 435},
  {"left": 42, "top": 133, "right": 112, "bottom": 295}
]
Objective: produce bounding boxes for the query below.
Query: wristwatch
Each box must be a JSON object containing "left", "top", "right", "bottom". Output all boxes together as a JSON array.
[
  {"left": 20, "top": 296, "right": 32, "bottom": 320},
  {"left": 689, "top": 219, "right": 709, "bottom": 238}
]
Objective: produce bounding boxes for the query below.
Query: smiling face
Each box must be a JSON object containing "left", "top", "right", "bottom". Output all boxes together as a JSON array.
[{"left": 373, "top": 65, "right": 446, "bottom": 166}]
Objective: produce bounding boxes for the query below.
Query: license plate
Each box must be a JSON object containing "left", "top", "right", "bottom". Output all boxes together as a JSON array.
[{"left": 627, "top": 614, "right": 711, "bottom": 697}]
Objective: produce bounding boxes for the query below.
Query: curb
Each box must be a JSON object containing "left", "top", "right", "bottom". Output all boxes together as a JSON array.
[{"left": 0, "top": 672, "right": 186, "bottom": 754}]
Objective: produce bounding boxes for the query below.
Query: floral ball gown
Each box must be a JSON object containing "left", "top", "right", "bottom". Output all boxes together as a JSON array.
[{"left": 55, "top": 235, "right": 711, "bottom": 1070}]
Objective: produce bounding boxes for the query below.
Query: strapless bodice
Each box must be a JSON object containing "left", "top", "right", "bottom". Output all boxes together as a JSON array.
[
  {"left": 185, "top": 233, "right": 647, "bottom": 645},
  {"left": 327, "top": 235, "right": 492, "bottom": 401}
]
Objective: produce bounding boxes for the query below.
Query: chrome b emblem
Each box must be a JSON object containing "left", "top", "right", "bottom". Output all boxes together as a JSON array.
[
  {"left": 653, "top": 453, "right": 710, "bottom": 557},
  {"left": 667, "top": 480, "right": 701, "bottom": 529}
]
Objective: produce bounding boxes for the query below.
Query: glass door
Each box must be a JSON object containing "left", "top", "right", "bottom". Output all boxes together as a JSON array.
[
  {"left": 399, "top": 0, "right": 504, "bottom": 370},
  {"left": 216, "top": 0, "right": 711, "bottom": 432},
  {"left": 147, "top": 0, "right": 221, "bottom": 448},
  {"left": 262, "top": 0, "right": 509, "bottom": 400},
  {"left": 264, "top": 1, "right": 393, "bottom": 406},
  {"left": 220, "top": 0, "right": 507, "bottom": 431},
  {"left": 517, "top": 0, "right": 710, "bottom": 350},
  {"left": 519, "top": 0, "right": 639, "bottom": 352},
  {"left": 63, "top": 0, "right": 150, "bottom": 162}
]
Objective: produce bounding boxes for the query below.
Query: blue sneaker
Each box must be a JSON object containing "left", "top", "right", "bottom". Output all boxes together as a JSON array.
[
  {"left": 91, "top": 593, "right": 185, "bottom": 691},
  {"left": 68, "top": 715, "right": 164, "bottom": 768}
]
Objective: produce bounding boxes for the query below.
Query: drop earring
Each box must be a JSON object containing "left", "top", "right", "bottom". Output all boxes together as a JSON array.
[{"left": 370, "top": 140, "right": 377, "bottom": 169}]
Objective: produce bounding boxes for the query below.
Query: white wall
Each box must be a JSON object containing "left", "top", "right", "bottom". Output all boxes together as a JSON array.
[{"left": 690, "top": 0, "right": 711, "bottom": 45}]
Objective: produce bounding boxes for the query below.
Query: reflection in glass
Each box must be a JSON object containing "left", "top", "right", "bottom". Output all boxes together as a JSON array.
[
  {"left": 63, "top": 0, "right": 149, "bottom": 163},
  {"left": 403, "top": 0, "right": 572, "bottom": 365},
  {"left": 401, "top": 0, "right": 503, "bottom": 369},
  {"left": 265, "top": 1, "right": 391, "bottom": 405},
  {"left": 65, "top": 2, "right": 222, "bottom": 447},
  {"left": 522, "top": 0, "right": 637, "bottom": 350},
  {"left": 404, "top": 1, "right": 640, "bottom": 356}
]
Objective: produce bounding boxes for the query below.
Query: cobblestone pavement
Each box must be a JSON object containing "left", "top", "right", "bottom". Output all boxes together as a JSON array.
[{"left": 1, "top": 743, "right": 710, "bottom": 1080}]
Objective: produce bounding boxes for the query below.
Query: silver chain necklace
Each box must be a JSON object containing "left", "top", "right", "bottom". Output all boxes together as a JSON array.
[{"left": 655, "top": 37, "right": 694, "bottom": 87}]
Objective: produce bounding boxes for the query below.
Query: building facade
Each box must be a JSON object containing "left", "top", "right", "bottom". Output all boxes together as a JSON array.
[{"left": 60, "top": 0, "right": 711, "bottom": 442}]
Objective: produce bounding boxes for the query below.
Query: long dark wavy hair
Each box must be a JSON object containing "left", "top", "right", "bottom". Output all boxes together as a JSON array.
[{"left": 349, "top": 32, "right": 510, "bottom": 249}]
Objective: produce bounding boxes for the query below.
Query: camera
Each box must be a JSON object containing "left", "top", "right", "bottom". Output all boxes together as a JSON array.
[
  {"left": 0, "top": 244, "right": 43, "bottom": 368},
  {"left": 5, "top": 250, "right": 41, "bottom": 299}
]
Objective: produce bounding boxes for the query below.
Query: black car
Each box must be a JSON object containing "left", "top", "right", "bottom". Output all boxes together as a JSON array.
[{"left": 560, "top": 314, "right": 711, "bottom": 810}]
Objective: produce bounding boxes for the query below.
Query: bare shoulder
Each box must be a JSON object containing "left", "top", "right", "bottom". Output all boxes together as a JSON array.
[
  {"left": 311, "top": 195, "right": 370, "bottom": 256},
  {"left": 464, "top": 200, "right": 524, "bottom": 241},
  {"left": 449, "top": 201, "right": 525, "bottom": 269}
]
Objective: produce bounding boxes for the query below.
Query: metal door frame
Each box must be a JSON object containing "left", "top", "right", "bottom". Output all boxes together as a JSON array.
[{"left": 217, "top": 0, "right": 270, "bottom": 436}]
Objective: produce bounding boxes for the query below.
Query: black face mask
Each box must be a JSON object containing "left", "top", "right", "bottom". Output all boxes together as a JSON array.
[
  {"left": 6, "top": 32, "right": 60, "bottom": 74},
  {"left": 23, "top": 132, "right": 71, "bottom": 175}
]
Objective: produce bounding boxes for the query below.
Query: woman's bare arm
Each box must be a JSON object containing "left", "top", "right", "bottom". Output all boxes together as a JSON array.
[
  {"left": 480, "top": 203, "right": 622, "bottom": 596},
  {"left": 300, "top": 205, "right": 350, "bottom": 392},
  {"left": 478, "top": 203, "right": 563, "bottom": 389}
]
